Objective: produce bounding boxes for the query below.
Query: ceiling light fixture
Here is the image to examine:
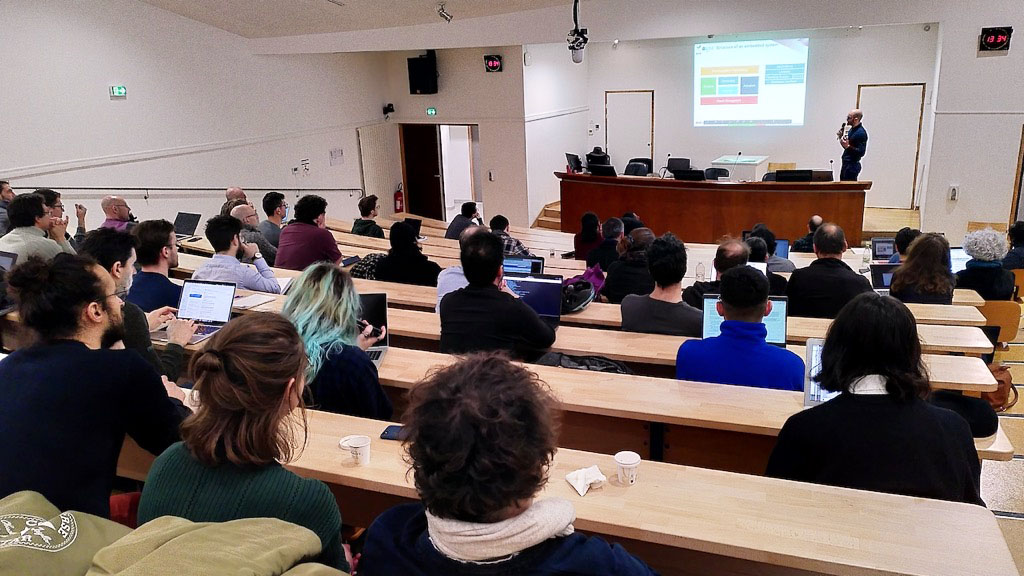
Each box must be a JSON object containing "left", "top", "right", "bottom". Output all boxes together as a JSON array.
[{"left": 438, "top": 3, "right": 453, "bottom": 23}]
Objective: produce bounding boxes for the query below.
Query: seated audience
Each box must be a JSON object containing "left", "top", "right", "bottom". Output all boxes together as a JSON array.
[
  {"left": 80, "top": 228, "right": 196, "bottom": 381},
  {"left": 440, "top": 231, "right": 555, "bottom": 361},
  {"left": 791, "top": 214, "right": 823, "bottom": 253},
  {"left": 682, "top": 238, "right": 749, "bottom": 310},
  {"left": 1002, "top": 221, "right": 1024, "bottom": 270},
  {"left": 375, "top": 221, "right": 442, "bottom": 287},
  {"left": 890, "top": 227, "right": 922, "bottom": 263},
  {"left": 259, "top": 191, "right": 287, "bottom": 248},
  {"left": 676, "top": 266, "right": 804, "bottom": 391},
  {"left": 586, "top": 217, "right": 624, "bottom": 272},
  {"left": 126, "top": 219, "right": 183, "bottom": 312},
  {"left": 766, "top": 293, "right": 984, "bottom": 505},
  {"left": 283, "top": 263, "right": 392, "bottom": 420},
  {"left": 621, "top": 233, "right": 701, "bottom": 337},
  {"left": 0, "top": 255, "right": 188, "bottom": 517},
  {"left": 745, "top": 237, "right": 787, "bottom": 295},
  {"left": 490, "top": 214, "right": 533, "bottom": 257},
  {"left": 435, "top": 224, "right": 484, "bottom": 311},
  {"left": 602, "top": 227, "right": 657, "bottom": 304},
  {"left": 352, "top": 194, "right": 385, "bottom": 238},
  {"left": 36, "top": 188, "right": 86, "bottom": 251},
  {"left": 225, "top": 186, "right": 247, "bottom": 202},
  {"left": 98, "top": 195, "right": 135, "bottom": 231},
  {"left": 444, "top": 201, "right": 480, "bottom": 240},
  {"left": 220, "top": 197, "right": 248, "bottom": 216},
  {"left": 359, "top": 354, "right": 656, "bottom": 576},
  {"left": 749, "top": 224, "right": 795, "bottom": 273},
  {"left": 573, "top": 211, "right": 602, "bottom": 261},
  {"left": 785, "top": 223, "right": 872, "bottom": 318},
  {"left": 621, "top": 211, "right": 645, "bottom": 235},
  {"left": 193, "top": 215, "right": 281, "bottom": 294},
  {"left": 955, "top": 229, "right": 1016, "bottom": 301},
  {"left": 230, "top": 202, "right": 277, "bottom": 266},
  {"left": 0, "top": 180, "right": 12, "bottom": 236},
  {"left": 276, "top": 195, "right": 343, "bottom": 271},
  {"left": 890, "top": 233, "right": 955, "bottom": 305},
  {"left": 0, "top": 193, "right": 76, "bottom": 261},
  {"left": 137, "top": 313, "right": 349, "bottom": 572}
]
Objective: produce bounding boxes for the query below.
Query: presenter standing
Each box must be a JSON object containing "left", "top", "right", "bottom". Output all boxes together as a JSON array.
[{"left": 838, "top": 109, "right": 868, "bottom": 181}]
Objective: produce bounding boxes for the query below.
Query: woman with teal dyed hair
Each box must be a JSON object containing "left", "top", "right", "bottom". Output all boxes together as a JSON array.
[{"left": 282, "top": 263, "right": 393, "bottom": 420}]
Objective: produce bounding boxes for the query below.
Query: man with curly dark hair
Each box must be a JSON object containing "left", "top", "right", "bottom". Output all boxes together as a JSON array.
[{"left": 358, "top": 353, "right": 657, "bottom": 575}]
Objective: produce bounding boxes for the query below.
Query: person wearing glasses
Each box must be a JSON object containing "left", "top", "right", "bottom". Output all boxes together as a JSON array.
[
  {"left": 99, "top": 195, "right": 136, "bottom": 231},
  {"left": 259, "top": 191, "right": 287, "bottom": 248},
  {"left": 35, "top": 188, "right": 87, "bottom": 251},
  {"left": 0, "top": 254, "right": 190, "bottom": 518},
  {"left": 126, "top": 219, "right": 184, "bottom": 312},
  {"left": 0, "top": 193, "right": 76, "bottom": 262},
  {"left": 838, "top": 109, "right": 868, "bottom": 182}
]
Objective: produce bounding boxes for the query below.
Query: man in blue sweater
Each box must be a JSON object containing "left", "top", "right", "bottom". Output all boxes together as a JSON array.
[
  {"left": 839, "top": 108, "right": 868, "bottom": 181},
  {"left": 676, "top": 265, "right": 804, "bottom": 391}
]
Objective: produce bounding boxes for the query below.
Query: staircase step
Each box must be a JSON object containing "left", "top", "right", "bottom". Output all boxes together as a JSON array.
[{"left": 536, "top": 216, "right": 562, "bottom": 230}]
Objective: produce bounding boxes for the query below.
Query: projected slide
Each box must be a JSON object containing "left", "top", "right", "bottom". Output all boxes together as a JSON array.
[{"left": 694, "top": 38, "right": 809, "bottom": 127}]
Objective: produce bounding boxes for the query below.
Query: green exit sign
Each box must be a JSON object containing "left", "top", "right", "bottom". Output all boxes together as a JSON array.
[
  {"left": 109, "top": 85, "right": 127, "bottom": 98},
  {"left": 426, "top": 107, "right": 437, "bottom": 116}
]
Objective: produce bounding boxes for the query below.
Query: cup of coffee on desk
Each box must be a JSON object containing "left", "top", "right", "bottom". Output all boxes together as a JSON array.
[
  {"left": 614, "top": 450, "right": 641, "bottom": 485},
  {"left": 339, "top": 435, "right": 371, "bottom": 466}
]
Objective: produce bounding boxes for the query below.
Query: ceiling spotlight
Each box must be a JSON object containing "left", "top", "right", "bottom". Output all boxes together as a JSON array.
[{"left": 437, "top": 3, "right": 453, "bottom": 23}]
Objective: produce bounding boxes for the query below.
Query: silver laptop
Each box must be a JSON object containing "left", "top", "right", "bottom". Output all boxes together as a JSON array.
[
  {"left": 360, "top": 293, "right": 389, "bottom": 368},
  {"left": 173, "top": 212, "right": 202, "bottom": 242},
  {"left": 153, "top": 279, "right": 236, "bottom": 344},
  {"left": 701, "top": 294, "right": 788, "bottom": 347},
  {"left": 803, "top": 338, "right": 839, "bottom": 407}
]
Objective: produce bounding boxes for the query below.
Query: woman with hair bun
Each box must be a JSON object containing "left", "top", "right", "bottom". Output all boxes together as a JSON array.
[{"left": 137, "top": 312, "right": 349, "bottom": 571}]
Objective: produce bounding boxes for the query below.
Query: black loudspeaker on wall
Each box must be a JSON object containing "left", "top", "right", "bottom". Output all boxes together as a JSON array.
[{"left": 408, "top": 50, "right": 438, "bottom": 95}]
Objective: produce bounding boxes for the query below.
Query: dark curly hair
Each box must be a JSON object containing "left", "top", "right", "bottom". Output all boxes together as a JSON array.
[{"left": 402, "top": 353, "right": 559, "bottom": 523}]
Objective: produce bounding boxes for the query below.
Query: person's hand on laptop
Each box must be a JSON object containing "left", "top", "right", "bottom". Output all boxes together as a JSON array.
[
  {"left": 166, "top": 319, "right": 198, "bottom": 347},
  {"left": 162, "top": 375, "right": 187, "bottom": 403},
  {"left": 146, "top": 306, "right": 178, "bottom": 331},
  {"left": 499, "top": 278, "right": 519, "bottom": 298},
  {"left": 356, "top": 323, "right": 386, "bottom": 351}
]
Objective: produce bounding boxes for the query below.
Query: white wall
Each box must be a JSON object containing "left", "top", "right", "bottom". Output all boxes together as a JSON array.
[
  {"left": 524, "top": 43, "right": 590, "bottom": 223},
  {"left": 0, "top": 0, "right": 390, "bottom": 224}
]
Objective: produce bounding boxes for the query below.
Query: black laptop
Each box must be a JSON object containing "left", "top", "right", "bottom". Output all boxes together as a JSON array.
[{"left": 173, "top": 212, "right": 202, "bottom": 242}]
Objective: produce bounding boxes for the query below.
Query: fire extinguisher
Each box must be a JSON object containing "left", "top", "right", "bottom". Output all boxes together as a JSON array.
[{"left": 394, "top": 184, "right": 405, "bottom": 214}]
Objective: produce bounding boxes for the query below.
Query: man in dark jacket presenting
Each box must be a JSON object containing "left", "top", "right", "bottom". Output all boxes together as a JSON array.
[{"left": 839, "top": 109, "right": 868, "bottom": 181}]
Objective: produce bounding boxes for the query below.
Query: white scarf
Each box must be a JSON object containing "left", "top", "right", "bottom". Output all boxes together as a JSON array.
[
  {"left": 849, "top": 374, "right": 889, "bottom": 395},
  {"left": 425, "top": 498, "right": 576, "bottom": 563}
]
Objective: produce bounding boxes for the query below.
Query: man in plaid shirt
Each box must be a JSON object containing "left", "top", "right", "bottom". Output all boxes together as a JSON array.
[{"left": 489, "top": 215, "right": 533, "bottom": 258}]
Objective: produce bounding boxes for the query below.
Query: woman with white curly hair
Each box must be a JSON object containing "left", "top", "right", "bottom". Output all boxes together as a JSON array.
[{"left": 955, "top": 228, "right": 1015, "bottom": 300}]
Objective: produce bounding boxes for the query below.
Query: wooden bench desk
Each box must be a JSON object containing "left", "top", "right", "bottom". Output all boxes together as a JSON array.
[{"left": 114, "top": 412, "right": 1018, "bottom": 576}]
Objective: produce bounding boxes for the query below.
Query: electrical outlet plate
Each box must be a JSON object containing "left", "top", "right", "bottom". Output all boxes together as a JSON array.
[{"left": 949, "top": 184, "right": 960, "bottom": 200}]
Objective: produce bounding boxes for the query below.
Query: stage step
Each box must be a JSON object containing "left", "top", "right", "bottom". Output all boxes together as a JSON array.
[{"left": 533, "top": 200, "right": 563, "bottom": 230}]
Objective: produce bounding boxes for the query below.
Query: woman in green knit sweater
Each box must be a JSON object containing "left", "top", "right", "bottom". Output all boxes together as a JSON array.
[{"left": 137, "top": 312, "right": 349, "bottom": 572}]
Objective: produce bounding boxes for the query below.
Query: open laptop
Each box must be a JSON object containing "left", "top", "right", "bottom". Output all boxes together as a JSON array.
[
  {"left": 871, "top": 237, "right": 896, "bottom": 262},
  {"left": 870, "top": 263, "right": 900, "bottom": 292},
  {"left": 503, "top": 256, "right": 545, "bottom": 275},
  {"left": 173, "top": 212, "right": 202, "bottom": 242},
  {"left": 775, "top": 239, "right": 790, "bottom": 259},
  {"left": 359, "top": 293, "right": 390, "bottom": 368},
  {"left": 588, "top": 164, "right": 617, "bottom": 177},
  {"left": 403, "top": 217, "right": 424, "bottom": 239},
  {"left": 153, "top": 279, "right": 236, "bottom": 345},
  {"left": 803, "top": 338, "right": 838, "bottom": 407},
  {"left": 702, "top": 294, "right": 788, "bottom": 347},
  {"left": 747, "top": 262, "right": 768, "bottom": 276},
  {"left": 504, "top": 273, "right": 563, "bottom": 326},
  {"left": 950, "top": 247, "right": 970, "bottom": 274},
  {"left": 0, "top": 251, "right": 19, "bottom": 316}
]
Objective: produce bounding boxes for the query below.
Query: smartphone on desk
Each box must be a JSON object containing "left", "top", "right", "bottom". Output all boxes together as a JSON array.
[{"left": 380, "top": 425, "right": 406, "bottom": 441}]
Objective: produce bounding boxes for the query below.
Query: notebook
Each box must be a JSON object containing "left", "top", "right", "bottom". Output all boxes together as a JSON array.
[
  {"left": 504, "top": 273, "right": 564, "bottom": 325},
  {"left": 503, "top": 256, "right": 545, "bottom": 275},
  {"left": 173, "top": 212, "right": 202, "bottom": 242},
  {"left": 803, "top": 338, "right": 838, "bottom": 407},
  {"left": 871, "top": 237, "right": 896, "bottom": 262},
  {"left": 950, "top": 247, "right": 970, "bottom": 274},
  {"left": 153, "top": 279, "right": 236, "bottom": 344},
  {"left": 701, "top": 295, "right": 788, "bottom": 346},
  {"left": 360, "top": 293, "right": 390, "bottom": 368}
]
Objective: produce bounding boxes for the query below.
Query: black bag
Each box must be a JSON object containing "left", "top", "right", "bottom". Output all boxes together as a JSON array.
[
  {"left": 350, "top": 253, "right": 386, "bottom": 280},
  {"left": 562, "top": 280, "right": 596, "bottom": 314},
  {"left": 536, "top": 351, "right": 633, "bottom": 374}
]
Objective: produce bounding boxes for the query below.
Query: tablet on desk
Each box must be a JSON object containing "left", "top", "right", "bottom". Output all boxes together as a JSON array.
[{"left": 803, "top": 338, "right": 839, "bottom": 407}]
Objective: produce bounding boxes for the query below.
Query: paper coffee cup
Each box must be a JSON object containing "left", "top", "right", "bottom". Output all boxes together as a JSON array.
[
  {"left": 614, "top": 450, "right": 641, "bottom": 485},
  {"left": 339, "top": 435, "right": 371, "bottom": 466}
]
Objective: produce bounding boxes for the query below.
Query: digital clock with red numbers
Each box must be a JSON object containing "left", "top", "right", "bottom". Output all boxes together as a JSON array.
[
  {"left": 484, "top": 55, "right": 503, "bottom": 72},
  {"left": 979, "top": 27, "right": 1012, "bottom": 51}
]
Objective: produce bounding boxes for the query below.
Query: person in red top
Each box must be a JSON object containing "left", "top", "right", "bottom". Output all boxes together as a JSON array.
[{"left": 275, "top": 195, "right": 343, "bottom": 271}]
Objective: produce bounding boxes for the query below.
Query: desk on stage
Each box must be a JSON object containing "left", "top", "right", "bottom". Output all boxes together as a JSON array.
[{"left": 557, "top": 172, "right": 871, "bottom": 245}]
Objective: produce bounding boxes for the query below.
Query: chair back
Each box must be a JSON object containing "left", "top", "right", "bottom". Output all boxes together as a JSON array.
[
  {"left": 762, "top": 172, "right": 777, "bottom": 182},
  {"left": 627, "top": 157, "right": 653, "bottom": 174},
  {"left": 705, "top": 167, "right": 730, "bottom": 180},
  {"left": 1012, "top": 269, "right": 1024, "bottom": 301},
  {"left": 967, "top": 221, "right": 1008, "bottom": 234},
  {"left": 979, "top": 300, "right": 1022, "bottom": 344},
  {"left": 624, "top": 162, "right": 649, "bottom": 176},
  {"left": 767, "top": 162, "right": 796, "bottom": 172}
]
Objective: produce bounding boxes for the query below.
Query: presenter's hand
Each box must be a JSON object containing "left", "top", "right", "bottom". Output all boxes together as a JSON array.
[{"left": 840, "top": 136, "right": 850, "bottom": 149}]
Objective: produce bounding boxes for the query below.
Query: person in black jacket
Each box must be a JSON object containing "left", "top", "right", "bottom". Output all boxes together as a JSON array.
[
  {"left": 375, "top": 221, "right": 442, "bottom": 287},
  {"left": 439, "top": 231, "right": 555, "bottom": 361},
  {"left": 785, "top": 223, "right": 872, "bottom": 318},
  {"left": 1002, "top": 221, "right": 1024, "bottom": 270},
  {"left": 766, "top": 293, "right": 984, "bottom": 506},
  {"left": 602, "top": 227, "right": 656, "bottom": 304},
  {"left": 890, "top": 233, "right": 955, "bottom": 305},
  {"left": 955, "top": 228, "right": 1015, "bottom": 301},
  {"left": 585, "top": 217, "right": 623, "bottom": 272},
  {"left": 744, "top": 237, "right": 787, "bottom": 296},
  {"left": 682, "top": 238, "right": 749, "bottom": 310},
  {"left": 791, "top": 214, "right": 822, "bottom": 253},
  {"left": 0, "top": 255, "right": 189, "bottom": 517}
]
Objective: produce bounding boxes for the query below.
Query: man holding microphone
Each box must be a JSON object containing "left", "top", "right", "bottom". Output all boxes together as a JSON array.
[{"left": 838, "top": 109, "right": 868, "bottom": 181}]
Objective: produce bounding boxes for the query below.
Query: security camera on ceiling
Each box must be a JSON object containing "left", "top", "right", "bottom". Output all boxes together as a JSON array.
[{"left": 567, "top": 0, "right": 588, "bottom": 64}]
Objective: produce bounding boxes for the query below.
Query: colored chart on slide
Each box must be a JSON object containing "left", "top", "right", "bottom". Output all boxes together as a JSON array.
[{"left": 694, "top": 39, "right": 809, "bottom": 127}]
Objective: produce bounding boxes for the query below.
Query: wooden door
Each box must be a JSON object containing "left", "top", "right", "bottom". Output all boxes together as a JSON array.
[{"left": 400, "top": 124, "right": 444, "bottom": 220}]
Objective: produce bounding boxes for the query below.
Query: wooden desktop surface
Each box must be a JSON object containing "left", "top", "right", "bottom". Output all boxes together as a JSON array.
[
  {"left": 114, "top": 412, "right": 1018, "bottom": 576},
  {"left": 327, "top": 218, "right": 575, "bottom": 253}
]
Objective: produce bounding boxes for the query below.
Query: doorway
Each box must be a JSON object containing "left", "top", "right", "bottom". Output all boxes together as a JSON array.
[
  {"left": 605, "top": 90, "right": 655, "bottom": 170},
  {"left": 399, "top": 123, "right": 480, "bottom": 222},
  {"left": 1011, "top": 125, "right": 1024, "bottom": 223},
  {"left": 856, "top": 83, "right": 926, "bottom": 209}
]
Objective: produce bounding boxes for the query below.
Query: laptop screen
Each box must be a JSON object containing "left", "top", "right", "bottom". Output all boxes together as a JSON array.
[
  {"left": 403, "top": 218, "right": 423, "bottom": 237},
  {"left": 176, "top": 280, "right": 236, "bottom": 324},
  {"left": 747, "top": 262, "right": 768, "bottom": 276},
  {"left": 504, "top": 274, "right": 563, "bottom": 319},
  {"left": 702, "top": 295, "right": 788, "bottom": 345},
  {"left": 950, "top": 247, "right": 970, "bottom": 274},
  {"left": 870, "top": 264, "right": 900, "bottom": 288},
  {"left": 775, "top": 239, "right": 789, "bottom": 259},
  {"left": 359, "top": 293, "right": 390, "bottom": 347},
  {"left": 173, "top": 212, "right": 202, "bottom": 236},
  {"left": 503, "top": 256, "right": 544, "bottom": 276},
  {"left": 871, "top": 237, "right": 896, "bottom": 261},
  {"left": 0, "top": 251, "right": 17, "bottom": 272},
  {"left": 803, "top": 338, "right": 839, "bottom": 405}
]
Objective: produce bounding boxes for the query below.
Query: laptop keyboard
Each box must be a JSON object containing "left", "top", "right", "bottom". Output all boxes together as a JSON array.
[{"left": 366, "top": 350, "right": 383, "bottom": 361}]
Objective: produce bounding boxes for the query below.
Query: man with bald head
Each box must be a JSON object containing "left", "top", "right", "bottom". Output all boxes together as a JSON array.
[
  {"left": 683, "top": 237, "right": 750, "bottom": 310},
  {"left": 229, "top": 202, "right": 277, "bottom": 266},
  {"left": 225, "top": 187, "right": 247, "bottom": 202},
  {"left": 839, "top": 108, "right": 868, "bottom": 181},
  {"left": 99, "top": 196, "right": 134, "bottom": 231},
  {"left": 792, "top": 214, "right": 823, "bottom": 253},
  {"left": 785, "top": 222, "right": 872, "bottom": 318}
]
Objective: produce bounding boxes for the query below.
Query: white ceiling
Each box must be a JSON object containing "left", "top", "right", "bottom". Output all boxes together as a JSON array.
[{"left": 138, "top": 0, "right": 573, "bottom": 38}]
